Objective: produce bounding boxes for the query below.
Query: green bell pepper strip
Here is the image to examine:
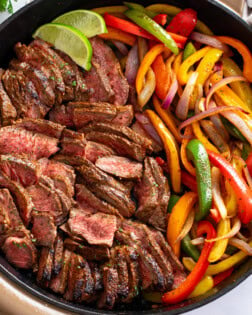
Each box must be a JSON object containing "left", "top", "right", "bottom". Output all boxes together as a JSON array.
[
  {"left": 123, "top": 2, "right": 157, "bottom": 18},
  {"left": 221, "top": 117, "right": 248, "bottom": 143},
  {"left": 167, "top": 194, "right": 180, "bottom": 213},
  {"left": 183, "top": 42, "right": 196, "bottom": 61},
  {"left": 242, "top": 143, "right": 252, "bottom": 161},
  {"left": 181, "top": 234, "right": 200, "bottom": 262},
  {"left": 186, "top": 139, "right": 212, "bottom": 221},
  {"left": 124, "top": 9, "right": 179, "bottom": 55}
]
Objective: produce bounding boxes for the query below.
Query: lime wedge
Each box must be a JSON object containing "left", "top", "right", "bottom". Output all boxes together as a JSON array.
[
  {"left": 33, "top": 23, "right": 92, "bottom": 70},
  {"left": 52, "top": 10, "right": 107, "bottom": 38}
]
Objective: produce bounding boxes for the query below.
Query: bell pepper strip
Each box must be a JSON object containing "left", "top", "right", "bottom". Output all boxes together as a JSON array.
[
  {"left": 136, "top": 44, "right": 165, "bottom": 94},
  {"left": 196, "top": 48, "right": 223, "bottom": 85},
  {"left": 221, "top": 116, "right": 248, "bottom": 143},
  {"left": 224, "top": 170, "right": 238, "bottom": 217},
  {"left": 123, "top": 2, "right": 157, "bottom": 18},
  {"left": 137, "top": 68, "right": 156, "bottom": 108},
  {"left": 142, "top": 291, "right": 162, "bottom": 303},
  {"left": 242, "top": 143, "right": 252, "bottom": 161},
  {"left": 167, "top": 194, "right": 180, "bottom": 213},
  {"left": 180, "top": 126, "right": 196, "bottom": 176},
  {"left": 166, "top": 8, "right": 197, "bottom": 37},
  {"left": 183, "top": 240, "right": 252, "bottom": 275},
  {"left": 207, "top": 150, "right": 252, "bottom": 224},
  {"left": 146, "top": 109, "right": 181, "bottom": 193},
  {"left": 181, "top": 234, "right": 200, "bottom": 262},
  {"left": 181, "top": 171, "right": 197, "bottom": 192},
  {"left": 124, "top": 9, "right": 181, "bottom": 54},
  {"left": 208, "top": 219, "right": 231, "bottom": 263},
  {"left": 145, "top": 4, "right": 213, "bottom": 35},
  {"left": 92, "top": 5, "right": 127, "bottom": 14},
  {"left": 167, "top": 192, "right": 198, "bottom": 257},
  {"left": 98, "top": 26, "right": 136, "bottom": 46},
  {"left": 173, "top": 52, "right": 184, "bottom": 97},
  {"left": 222, "top": 57, "right": 252, "bottom": 110},
  {"left": 183, "top": 42, "right": 197, "bottom": 61},
  {"left": 192, "top": 122, "right": 220, "bottom": 153},
  {"left": 210, "top": 207, "right": 221, "bottom": 223},
  {"left": 213, "top": 267, "right": 234, "bottom": 287},
  {"left": 178, "top": 46, "right": 211, "bottom": 85},
  {"left": 188, "top": 276, "right": 214, "bottom": 298},
  {"left": 153, "top": 95, "right": 182, "bottom": 143},
  {"left": 153, "top": 13, "right": 168, "bottom": 26},
  {"left": 152, "top": 54, "right": 170, "bottom": 100},
  {"left": 162, "top": 221, "right": 216, "bottom": 304},
  {"left": 246, "top": 152, "right": 252, "bottom": 177},
  {"left": 216, "top": 36, "right": 252, "bottom": 82},
  {"left": 186, "top": 139, "right": 212, "bottom": 221}
]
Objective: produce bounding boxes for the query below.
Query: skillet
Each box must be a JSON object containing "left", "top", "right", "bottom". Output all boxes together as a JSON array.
[{"left": 0, "top": 0, "right": 251, "bottom": 314}]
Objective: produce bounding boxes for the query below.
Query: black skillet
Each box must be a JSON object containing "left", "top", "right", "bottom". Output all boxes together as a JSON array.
[{"left": 0, "top": 0, "right": 251, "bottom": 314}]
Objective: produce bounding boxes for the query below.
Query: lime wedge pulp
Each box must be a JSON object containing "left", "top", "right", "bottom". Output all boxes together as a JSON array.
[
  {"left": 52, "top": 10, "right": 107, "bottom": 38},
  {"left": 33, "top": 23, "right": 93, "bottom": 70}
]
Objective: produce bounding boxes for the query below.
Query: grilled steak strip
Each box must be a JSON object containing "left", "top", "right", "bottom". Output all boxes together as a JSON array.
[
  {"left": 36, "top": 247, "right": 54, "bottom": 287},
  {"left": 52, "top": 233, "right": 64, "bottom": 275}
]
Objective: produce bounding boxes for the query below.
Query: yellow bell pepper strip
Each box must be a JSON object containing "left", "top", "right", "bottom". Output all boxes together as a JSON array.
[
  {"left": 208, "top": 219, "right": 231, "bottom": 263},
  {"left": 192, "top": 122, "right": 219, "bottom": 153},
  {"left": 98, "top": 26, "right": 136, "bottom": 46},
  {"left": 180, "top": 126, "right": 196, "bottom": 176},
  {"left": 152, "top": 95, "right": 182, "bottom": 143},
  {"left": 92, "top": 5, "right": 127, "bottom": 14},
  {"left": 173, "top": 52, "right": 185, "bottom": 97},
  {"left": 224, "top": 176, "right": 238, "bottom": 217},
  {"left": 167, "top": 192, "right": 197, "bottom": 257},
  {"left": 216, "top": 36, "right": 252, "bottom": 82},
  {"left": 146, "top": 109, "right": 181, "bottom": 193},
  {"left": 183, "top": 240, "right": 252, "bottom": 275},
  {"left": 196, "top": 48, "right": 223, "bottom": 85},
  {"left": 188, "top": 276, "right": 214, "bottom": 298},
  {"left": 178, "top": 46, "right": 211, "bottom": 85},
  {"left": 136, "top": 44, "right": 165, "bottom": 94},
  {"left": 162, "top": 221, "right": 216, "bottom": 304},
  {"left": 145, "top": 4, "right": 213, "bottom": 35},
  {"left": 222, "top": 57, "right": 252, "bottom": 110}
]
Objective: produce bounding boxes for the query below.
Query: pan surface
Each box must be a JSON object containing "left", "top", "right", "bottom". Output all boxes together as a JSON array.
[{"left": 0, "top": 0, "right": 251, "bottom": 314}]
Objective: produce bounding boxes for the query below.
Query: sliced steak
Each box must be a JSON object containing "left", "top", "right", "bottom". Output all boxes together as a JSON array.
[
  {"left": 53, "top": 154, "right": 87, "bottom": 167},
  {"left": 0, "top": 68, "right": 17, "bottom": 125},
  {"left": 31, "top": 212, "right": 57, "bottom": 247},
  {"left": 89, "top": 37, "right": 129, "bottom": 105},
  {"left": 0, "top": 154, "right": 39, "bottom": 187},
  {"left": 60, "top": 129, "right": 86, "bottom": 157},
  {"left": 36, "top": 247, "right": 54, "bottom": 287},
  {"left": 49, "top": 104, "right": 74, "bottom": 127},
  {"left": 64, "top": 253, "right": 80, "bottom": 301},
  {"left": 90, "top": 263, "right": 103, "bottom": 291},
  {"left": 96, "top": 156, "right": 143, "bottom": 179},
  {"left": 84, "top": 141, "right": 115, "bottom": 163},
  {"left": 79, "top": 259, "right": 95, "bottom": 302},
  {"left": 52, "top": 233, "right": 64, "bottom": 275},
  {"left": 67, "top": 208, "right": 117, "bottom": 247},
  {"left": 97, "top": 266, "right": 119, "bottom": 309},
  {"left": 113, "top": 247, "right": 129, "bottom": 299},
  {"left": 111, "top": 105, "right": 134, "bottom": 126},
  {"left": 0, "top": 126, "right": 59, "bottom": 159}
]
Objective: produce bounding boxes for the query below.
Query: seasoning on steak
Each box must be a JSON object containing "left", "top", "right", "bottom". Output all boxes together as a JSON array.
[
  {"left": 36, "top": 247, "right": 54, "bottom": 287},
  {"left": 31, "top": 212, "right": 57, "bottom": 247},
  {"left": 0, "top": 68, "right": 17, "bottom": 125},
  {"left": 96, "top": 156, "right": 143, "bottom": 179},
  {"left": 84, "top": 141, "right": 115, "bottom": 163}
]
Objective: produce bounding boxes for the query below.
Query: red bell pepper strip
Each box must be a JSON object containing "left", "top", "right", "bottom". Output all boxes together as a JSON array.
[
  {"left": 246, "top": 152, "right": 252, "bottom": 177},
  {"left": 213, "top": 267, "right": 234, "bottom": 286},
  {"left": 153, "top": 14, "right": 168, "bottom": 26},
  {"left": 162, "top": 221, "right": 216, "bottom": 304},
  {"left": 207, "top": 150, "right": 252, "bottom": 224},
  {"left": 166, "top": 8, "right": 197, "bottom": 37},
  {"left": 181, "top": 171, "right": 197, "bottom": 192},
  {"left": 103, "top": 13, "right": 187, "bottom": 48}
]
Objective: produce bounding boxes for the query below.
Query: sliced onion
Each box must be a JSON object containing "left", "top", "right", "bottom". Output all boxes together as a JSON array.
[
  {"left": 112, "top": 40, "right": 129, "bottom": 56},
  {"left": 229, "top": 238, "right": 252, "bottom": 255},
  {"left": 221, "top": 111, "right": 252, "bottom": 146},
  {"left": 194, "top": 87, "right": 204, "bottom": 115},
  {"left": 212, "top": 167, "right": 227, "bottom": 220},
  {"left": 125, "top": 43, "right": 139, "bottom": 86},
  {"left": 205, "top": 76, "right": 247, "bottom": 109},
  {"left": 232, "top": 155, "right": 252, "bottom": 189},
  {"left": 138, "top": 37, "right": 148, "bottom": 62},
  {"left": 175, "top": 210, "right": 195, "bottom": 244},
  {"left": 137, "top": 68, "right": 156, "bottom": 108},
  {"left": 206, "top": 217, "right": 241, "bottom": 242},
  {"left": 191, "top": 32, "right": 230, "bottom": 54},
  {"left": 162, "top": 72, "right": 178, "bottom": 109},
  {"left": 209, "top": 101, "right": 230, "bottom": 142},
  {"left": 179, "top": 105, "right": 244, "bottom": 135},
  {"left": 135, "top": 112, "right": 163, "bottom": 146},
  {"left": 237, "top": 231, "right": 249, "bottom": 242},
  {"left": 175, "top": 72, "right": 199, "bottom": 120},
  {"left": 191, "top": 237, "right": 205, "bottom": 245}
]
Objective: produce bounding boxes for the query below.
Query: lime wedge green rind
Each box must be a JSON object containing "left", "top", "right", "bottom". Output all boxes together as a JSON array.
[
  {"left": 52, "top": 9, "right": 107, "bottom": 38},
  {"left": 33, "top": 23, "right": 93, "bottom": 71}
]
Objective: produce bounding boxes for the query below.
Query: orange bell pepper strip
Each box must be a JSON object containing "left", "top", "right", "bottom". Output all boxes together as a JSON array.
[
  {"left": 167, "top": 192, "right": 197, "bottom": 257},
  {"left": 152, "top": 55, "right": 170, "bottom": 100},
  {"left": 146, "top": 109, "right": 181, "bottom": 193},
  {"left": 98, "top": 26, "right": 136, "bottom": 46},
  {"left": 181, "top": 125, "right": 196, "bottom": 176},
  {"left": 192, "top": 122, "right": 219, "bottom": 153},
  {"left": 136, "top": 44, "right": 165, "bottom": 94},
  {"left": 216, "top": 36, "right": 252, "bottom": 82},
  {"left": 152, "top": 95, "right": 181, "bottom": 143}
]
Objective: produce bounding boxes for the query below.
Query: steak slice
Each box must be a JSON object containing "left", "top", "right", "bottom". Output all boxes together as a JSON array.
[
  {"left": 84, "top": 141, "right": 115, "bottom": 163},
  {"left": 53, "top": 154, "right": 87, "bottom": 166},
  {"left": 96, "top": 156, "right": 143, "bottom": 179},
  {"left": 14, "top": 118, "right": 64, "bottom": 139},
  {"left": 64, "top": 253, "right": 79, "bottom": 301},
  {"left": 36, "top": 247, "right": 54, "bottom": 287},
  {"left": 113, "top": 247, "right": 129, "bottom": 299},
  {"left": 111, "top": 105, "right": 134, "bottom": 126},
  {"left": 67, "top": 208, "right": 117, "bottom": 247},
  {"left": 90, "top": 37, "right": 129, "bottom": 105},
  {"left": 52, "top": 233, "right": 64, "bottom": 275},
  {"left": 2, "top": 236, "right": 37, "bottom": 269},
  {"left": 76, "top": 184, "right": 122, "bottom": 218},
  {"left": 97, "top": 266, "right": 119, "bottom": 309},
  {"left": 0, "top": 126, "right": 59, "bottom": 159},
  {"left": 31, "top": 212, "right": 57, "bottom": 247},
  {"left": 79, "top": 259, "right": 95, "bottom": 302},
  {"left": 49, "top": 104, "right": 74, "bottom": 127},
  {"left": 0, "top": 69, "right": 17, "bottom": 125},
  {"left": 60, "top": 129, "right": 86, "bottom": 157},
  {"left": 90, "top": 263, "right": 103, "bottom": 291},
  {"left": 0, "top": 154, "right": 39, "bottom": 187}
]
